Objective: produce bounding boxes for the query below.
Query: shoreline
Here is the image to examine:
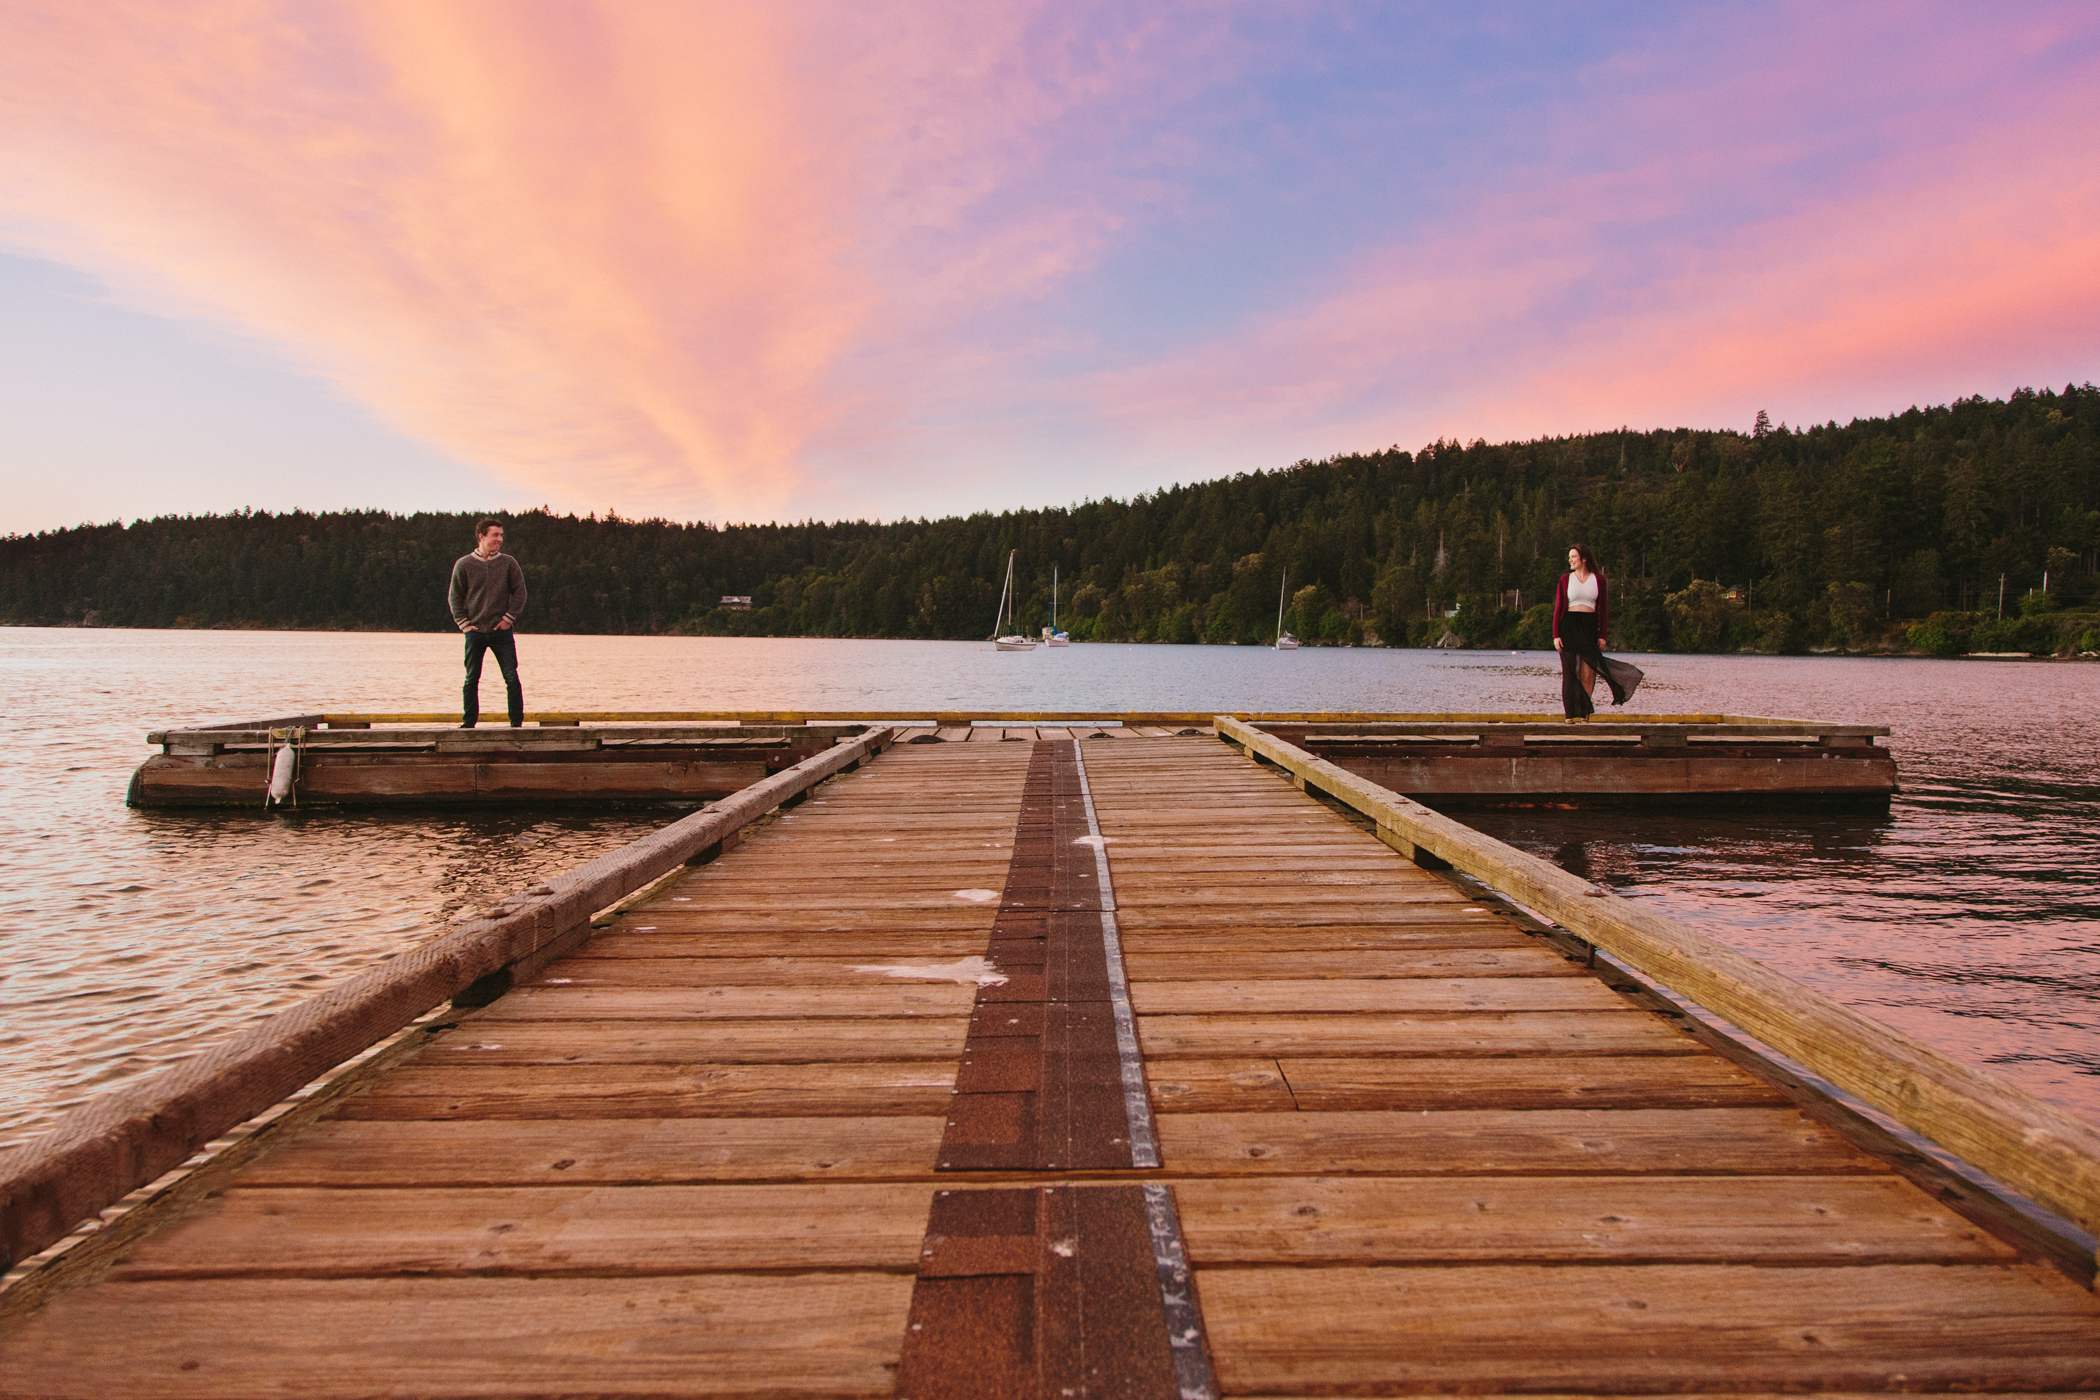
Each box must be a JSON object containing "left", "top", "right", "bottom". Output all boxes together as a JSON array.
[{"left": 7, "top": 621, "right": 2096, "bottom": 661}]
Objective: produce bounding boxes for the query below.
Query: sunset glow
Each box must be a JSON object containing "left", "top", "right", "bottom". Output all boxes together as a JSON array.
[{"left": 2, "top": 1, "right": 2095, "bottom": 530}]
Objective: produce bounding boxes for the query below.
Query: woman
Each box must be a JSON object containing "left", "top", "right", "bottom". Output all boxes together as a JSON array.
[{"left": 1552, "top": 543, "right": 1636, "bottom": 719}]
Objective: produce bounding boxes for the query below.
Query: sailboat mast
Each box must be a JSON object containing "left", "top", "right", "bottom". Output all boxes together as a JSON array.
[
  {"left": 1052, "top": 566, "right": 1058, "bottom": 630},
  {"left": 994, "top": 549, "right": 1014, "bottom": 637},
  {"left": 1276, "top": 569, "right": 1287, "bottom": 645}
]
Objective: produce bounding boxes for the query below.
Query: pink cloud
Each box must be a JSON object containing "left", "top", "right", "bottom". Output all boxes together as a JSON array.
[
  {"left": 0, "top": 2, "right": 880, "bottom": 517},
  {"left": 0, "top": 1, "right": 1257, "bottom": 520},
  {"left": 0, "top": 2, "right": 1191, "bottom": 519},
  {"left": 1081, "top": 13, "right": 2100, "bottom": 461}
]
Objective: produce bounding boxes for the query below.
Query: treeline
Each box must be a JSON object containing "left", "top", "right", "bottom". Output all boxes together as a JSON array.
[{"left": 5, "top": 385, "right": 2099, "bottom": 655}]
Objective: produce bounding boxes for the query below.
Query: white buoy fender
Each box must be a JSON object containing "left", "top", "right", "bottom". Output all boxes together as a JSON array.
[{"left": 267, "top": 744, "right": 296, "bottom": 803}]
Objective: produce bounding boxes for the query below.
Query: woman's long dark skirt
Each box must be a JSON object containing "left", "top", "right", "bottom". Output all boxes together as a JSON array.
[{"left": 1558, "top": 611, "right": 1627, "bottom": 718}]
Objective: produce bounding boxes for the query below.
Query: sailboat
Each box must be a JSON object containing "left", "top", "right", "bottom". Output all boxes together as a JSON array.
[
  {"left": 991, "top": 550, "right": 1036, "bottom": 651},
  {"left": 1274, "top": 570, "right": 1300, "bottom": 650},
  {"left": 1043, "top": 565, "right": 1071, "bottom": 647}
]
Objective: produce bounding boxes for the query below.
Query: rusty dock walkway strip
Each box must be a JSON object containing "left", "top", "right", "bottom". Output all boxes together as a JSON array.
[{"left": 4, "top": 736, "right": 2098, "bottom": 1395}]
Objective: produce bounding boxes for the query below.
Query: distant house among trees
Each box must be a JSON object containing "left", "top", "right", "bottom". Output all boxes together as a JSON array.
[{"left": 720, "top": 595, "right": 753, "bottom": 610}]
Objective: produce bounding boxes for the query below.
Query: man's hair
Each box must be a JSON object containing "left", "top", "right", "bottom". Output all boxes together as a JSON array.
[{"left": 475, "top": 518, "right": 504, "bottom": 538}]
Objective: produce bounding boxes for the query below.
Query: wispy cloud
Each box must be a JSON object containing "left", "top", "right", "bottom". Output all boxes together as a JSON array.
[
  {"left": 1, "top": 2, "right": 882, "bottom": 517},
  {"left": 0, "top": 2, "right": 2094, "bottom": 526},
  {"left": 1079, "top": 4, "right": 2100, "bottom": 458}
]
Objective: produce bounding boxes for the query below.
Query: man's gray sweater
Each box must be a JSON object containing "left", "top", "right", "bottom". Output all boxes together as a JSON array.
[{"left": 448, "top": 552, "right": 528, "bottom": 631}]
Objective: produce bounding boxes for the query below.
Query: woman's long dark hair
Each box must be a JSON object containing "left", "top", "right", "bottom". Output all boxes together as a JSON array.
[{"left": 1568, "top": 542, "right": 1602, "bottom": 576}]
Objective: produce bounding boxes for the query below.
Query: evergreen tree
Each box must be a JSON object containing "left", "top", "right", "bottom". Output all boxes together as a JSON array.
[{"left": 5, "top": 387, "right": 2096, "bottom": 653}]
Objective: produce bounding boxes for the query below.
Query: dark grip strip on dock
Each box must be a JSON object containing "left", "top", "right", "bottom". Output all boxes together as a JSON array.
[
  {"left": 895, "top": 1184, "right": 1214, "bottom": 1400},
  {"left": 937, "top": 741, "right": 1155, "bottom": 1172},
  {"left": 915, "top": 742, "right": 1216, "bottom": 1396}
]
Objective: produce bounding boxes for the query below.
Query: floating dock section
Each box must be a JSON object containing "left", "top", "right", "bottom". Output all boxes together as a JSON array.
[
  {"left": 129, "top": 711, "right": 1896, "bottom": 807},
  {"left": 1275, "top": 715, "right": 1897, "bottom": 804},
  {"left": 7, "top": 724, "right": 2093, "bottom": 1394},
  {"left": 130, "top": 717, "right": 873, "bottom": 807}
]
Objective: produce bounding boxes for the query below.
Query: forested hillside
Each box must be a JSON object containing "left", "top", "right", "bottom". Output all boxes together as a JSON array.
[{"left": 6, "top": 386, "right": 2098, "bottom": 654}]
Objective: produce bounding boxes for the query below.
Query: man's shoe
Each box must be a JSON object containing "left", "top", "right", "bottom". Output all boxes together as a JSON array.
[{"left": 459, "top": 721, "right": 477, "bottom": 729}]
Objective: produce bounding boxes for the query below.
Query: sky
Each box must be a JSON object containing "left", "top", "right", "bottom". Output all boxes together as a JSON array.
[{"left": 2, "top": 1, "right": 2097, "bottom": 535}]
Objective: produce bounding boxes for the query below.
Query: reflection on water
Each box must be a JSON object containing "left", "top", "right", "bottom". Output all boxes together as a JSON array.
[
  {"left": 1, "top": 628, "right": 2095, "bottom": 1150},
  {"left": 2, "top": 806, "right": 667, "bottom": 1149}
]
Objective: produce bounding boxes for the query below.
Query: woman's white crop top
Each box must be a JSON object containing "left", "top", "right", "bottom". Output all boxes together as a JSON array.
[{"left": 1566, "top": 573, "right": 1598, "bottom": 611}]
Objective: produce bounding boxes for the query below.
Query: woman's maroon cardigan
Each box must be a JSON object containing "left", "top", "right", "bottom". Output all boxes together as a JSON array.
[{"left": 1552, "top": 571, "right": 1609, "bottom": 644}]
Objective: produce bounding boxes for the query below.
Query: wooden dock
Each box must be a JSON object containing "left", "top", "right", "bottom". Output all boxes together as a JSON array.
[
  {"left": 5, "top": 732, "right": 2093, "bottom": 1395},
  {"left": 128, "top": 711, "right": 1896, "bottom": 807},
  {"left": 1275, "top": 716, "right": 1897, "bottom": 804},
  {"left": 129, "top": 719, "right": 874, "bottom": 807}
]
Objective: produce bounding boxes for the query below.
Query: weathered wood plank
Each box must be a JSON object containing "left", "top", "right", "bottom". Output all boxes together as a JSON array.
[
  {"left": 575, "top": 933, "right": 992, "bottom": 960},
  {"left": 653, "top": 892, "right": 1075, "bottom": 911},
  {"left": 335, "top": 1062, "right": 956, "bottom": 1118},
  {"left": 1137, "top": 1011, "right": 1701, "bottom": 1058},
  {"left": 1113, "top": 886, "right": 1467, "bottom": 905},
  {"left": 1273, "top": 1055, "right": 1790, "bottom": 1110},
  {"left": 413, "top": 1018, "right": 969, "bottom": 1065},
  {"left": 1116, "top": 906, "right": 1496, "bottom": 930},
  {"left": 1197, "top": 1263, "right": 2100, "bottom": 1393},
  {"left": 1172, "top": 1175, "right": 2020, "bottom": 1264},
  {"left": 1121, "top": 927, "right": 1534, "bottom": 953},
  {"left": 521, "top": 956, "right": 1017, "bottom": 989},
  {"left": 648, "top": 870, "right": 1014, "bottom": 892},
  {"left": 601, "top": 911, "right": 1000, "bottom": 935},
  {"left": 1144, "top": 1059, "right": 1296, "bottom": 1112},
  {"left": 531, "top": 954, "right": 1585, "bottom": 990},
  {"left": 1105, "top": 854, "right": 1408, "bottom": 871},
  {"left": 238, "top": 1118, "right": 947, "bottom": 1186},
  {"left": 1131, "top": 978, "right": 1630, "bottom": 1015},
  {"left": 0, "top": 1274, "right": 915, "bottom": 1397},
  {"left": 470, "top": 984, "right": 977, "bottom": 1021},
  {"left": 1111, "top": 869, "right": 1458, "bottom": 890},
  {"left": 106, "top": 1183, "right": 935, "bottom": 1278},
  {"left": 1123, "top": 948, "right": 1581, "bottom": 980},
  {"left": 1158, "top": 1109, "right": 1888, "bottom": 1175}
]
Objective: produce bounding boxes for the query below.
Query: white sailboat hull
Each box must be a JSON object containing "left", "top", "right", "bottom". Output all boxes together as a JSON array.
[
  {"left": 989, "top": 551, "right": 1035, "bottom": 651},
  {"left": 1046, "top": 635, "right": 1070, "bottom": 648}
]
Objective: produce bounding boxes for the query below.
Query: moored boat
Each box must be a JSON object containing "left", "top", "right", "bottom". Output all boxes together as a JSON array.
[
  {"left": 1045, "top": 565, "right": 1070, "bottom": 646},
  {"left": 992, "top": 550, "right": 1036, "bottom": 651}
]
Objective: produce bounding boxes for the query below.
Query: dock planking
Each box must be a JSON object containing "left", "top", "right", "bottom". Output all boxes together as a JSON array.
[{"left": 3, "top": 736, "right": 2094, "bottom": 1397}]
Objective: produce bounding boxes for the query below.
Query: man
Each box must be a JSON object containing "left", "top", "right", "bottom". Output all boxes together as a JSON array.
[{"left": 448, "top": 519, "right": 528, "bottom": 727}]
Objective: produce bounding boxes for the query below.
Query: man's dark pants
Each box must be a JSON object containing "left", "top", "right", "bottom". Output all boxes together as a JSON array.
[{"left": 462, "top": 629, "right": 523, "bottom": 727}]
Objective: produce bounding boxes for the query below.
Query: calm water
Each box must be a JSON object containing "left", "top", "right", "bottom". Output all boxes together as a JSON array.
[{"left": 1, "top": 628, "right": 2095, "bottom": 1153}]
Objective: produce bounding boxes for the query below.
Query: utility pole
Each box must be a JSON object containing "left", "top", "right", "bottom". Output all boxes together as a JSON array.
[{"left": 1997, "top": 575, "right": 2005, "bottom": 619}]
